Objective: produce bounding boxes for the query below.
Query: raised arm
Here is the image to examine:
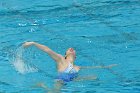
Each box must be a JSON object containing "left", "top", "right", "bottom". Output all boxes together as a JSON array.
[
  {"left": 23, "top": 42, "right": 64, "bottom": 63},
  {"left": 80, "top": 64, "right": 118, "bottom": 69}
]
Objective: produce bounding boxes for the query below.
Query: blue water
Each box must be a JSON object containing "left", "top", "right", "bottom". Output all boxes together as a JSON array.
[{"left": 0, "top": 0, "right": 140, "bottom": 93}]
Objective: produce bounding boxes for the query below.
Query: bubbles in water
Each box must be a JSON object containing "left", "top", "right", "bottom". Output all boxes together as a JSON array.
[
  {"left": 87, "top": 40, "right": 92, "bottom": 43},
  {"left": 56, "top": 19, "right": 59, "bottom": 22},
  {"left": 18, "top": 23, "right": 27, "bottom": 27},
  {"left": 12, "top": 46, "right": 38, "bottom": 74},
  {"left": 125, "top": 46, "right": 128, "bottom": 48}
]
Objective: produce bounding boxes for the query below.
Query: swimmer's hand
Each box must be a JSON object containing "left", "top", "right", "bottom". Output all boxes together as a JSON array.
[
  {"left": 31, "top": 82, "right": 49, "bottom": 90},
  {"left": 36, "top": 82, "right": 49, "bottom": 90},
  {"left": 23, "top": 42, "right": 35, "bottom": 48},
  {"left": 103, "top": 64, "right": 118, "bottom": 69}
]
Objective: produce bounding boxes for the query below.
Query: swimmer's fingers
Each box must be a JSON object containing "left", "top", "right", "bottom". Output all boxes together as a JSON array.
[
  {"left": 32, "top": 82, "right": 49, "bottom": 90},
  {"left": 104, "top": 64, "right": 118, "bottom": 69},
  {"left": 36, "top": 82, "right": 45, "bottom": 87},
  {"left": 31, "top": 82, "right": 43, "bottom": 88},
  {"left": 22, "top": 42, "right": 34, "bottom": 48}
]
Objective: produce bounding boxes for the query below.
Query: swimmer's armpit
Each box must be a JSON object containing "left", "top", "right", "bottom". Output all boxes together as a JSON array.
[{"left": 80, "top": 64, "right": 118, "bottom": 69}]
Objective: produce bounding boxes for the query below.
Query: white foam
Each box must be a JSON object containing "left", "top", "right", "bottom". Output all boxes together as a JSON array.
[{"left": 12, "top": 46, "right": 38, "bottom": 74}]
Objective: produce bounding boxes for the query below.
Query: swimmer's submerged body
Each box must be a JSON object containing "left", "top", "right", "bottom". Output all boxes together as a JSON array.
[{"left": 23, "top": 42, "right": 117, "bottom": 92}]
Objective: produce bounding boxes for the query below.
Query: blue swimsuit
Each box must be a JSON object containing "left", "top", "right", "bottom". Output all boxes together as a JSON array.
[{"left": 56, "top": 62, "right": 78, "bottom": 82}]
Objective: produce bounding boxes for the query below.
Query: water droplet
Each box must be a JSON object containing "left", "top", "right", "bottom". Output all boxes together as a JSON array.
[
  {"left": 29, "top": 28, "right": 35, "bottom": 32},
  {"left": 87, "top": 40, "right": 92, "bottom": 43},
  {"left": 18, "top": 23, "right": 26, "bottom": 26},
  {"left": 32, "top": 23, "right": 38, "bottom": 26}
]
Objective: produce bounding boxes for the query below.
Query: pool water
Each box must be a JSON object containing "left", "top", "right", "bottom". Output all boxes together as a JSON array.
[{"left": 0, "top": 0, "right": 140, "bottom": 93}]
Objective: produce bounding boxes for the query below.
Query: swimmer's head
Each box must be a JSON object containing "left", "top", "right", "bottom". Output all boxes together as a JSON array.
[{"left": 65, "top": 48, "right": 76, "bottom": 60}]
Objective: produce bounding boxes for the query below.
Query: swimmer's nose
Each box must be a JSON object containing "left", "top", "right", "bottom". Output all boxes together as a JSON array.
[{"left": 70, "top": 48, "right": 74, "bottom": 52}]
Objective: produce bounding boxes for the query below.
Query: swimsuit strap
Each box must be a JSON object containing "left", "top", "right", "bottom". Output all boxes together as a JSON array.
[
  {"left": 64, "top": 62, "right": 73, "bottom": 73},
  {"left": 64, "top": 62, "right": 76, "bottom": 73}
]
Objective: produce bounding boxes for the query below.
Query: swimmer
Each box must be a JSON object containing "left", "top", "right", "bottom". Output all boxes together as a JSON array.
[{"left": 23, "top": 42, "right": 117, "bottom": 92}]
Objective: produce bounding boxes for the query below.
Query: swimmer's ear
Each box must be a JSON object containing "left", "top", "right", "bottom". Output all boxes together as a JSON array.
[
  {"left": 64, "top": 52, "right": 67, "bottom": 59},
  {"left": 65, "top": 55, "right": 67, "bottom": 59}
]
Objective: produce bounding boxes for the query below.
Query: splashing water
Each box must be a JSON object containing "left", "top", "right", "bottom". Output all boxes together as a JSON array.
[{"left": 12, "top": 46, "right": 38, "bottom": 74}]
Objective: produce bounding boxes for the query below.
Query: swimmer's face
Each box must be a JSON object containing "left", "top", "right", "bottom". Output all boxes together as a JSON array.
[{"left": 65, "top": 48, "right": 76, "bottom": 59}]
